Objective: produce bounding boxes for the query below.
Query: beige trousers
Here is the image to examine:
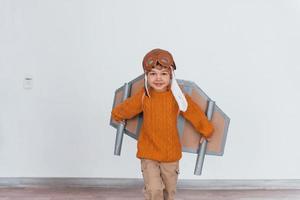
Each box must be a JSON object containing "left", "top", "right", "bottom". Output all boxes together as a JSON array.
[{"left": 141, "top": 159, "right": 179, "bottom": 200}]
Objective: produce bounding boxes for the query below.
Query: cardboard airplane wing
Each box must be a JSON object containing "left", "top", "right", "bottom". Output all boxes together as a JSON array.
[{"left": 110, "top": 74, "right": 230, "bottom": 175}]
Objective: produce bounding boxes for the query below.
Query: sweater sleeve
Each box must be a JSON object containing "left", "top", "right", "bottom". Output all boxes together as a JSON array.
[
  {"left": 111, "top": 88, "right": 144, "bottom": 122},
  {"left": 181, "top": 94, "right": 214, "bottom": 138}
]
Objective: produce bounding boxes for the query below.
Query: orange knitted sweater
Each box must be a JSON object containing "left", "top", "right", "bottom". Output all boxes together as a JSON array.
[{"left": 111, "top": 88, "right": 214, "bottom": 162}]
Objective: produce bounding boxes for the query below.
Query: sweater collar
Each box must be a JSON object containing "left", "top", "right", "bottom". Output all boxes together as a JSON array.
[{"left": 149, "top": 87, "right": 171, "bottom": 97}]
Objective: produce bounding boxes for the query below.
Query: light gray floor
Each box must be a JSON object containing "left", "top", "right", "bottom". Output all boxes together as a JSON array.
[{"left": 0, "top": 187, "right": 300, "bottom": 200}]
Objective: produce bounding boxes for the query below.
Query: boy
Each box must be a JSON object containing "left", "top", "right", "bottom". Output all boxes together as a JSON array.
[{"left": 111, "top": 48, "right": 214, "bottom": 200}]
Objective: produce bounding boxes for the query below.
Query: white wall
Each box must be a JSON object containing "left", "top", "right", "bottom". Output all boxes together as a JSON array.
[{"left": 0, "top": 0, "right": 300, "bottom": 179}]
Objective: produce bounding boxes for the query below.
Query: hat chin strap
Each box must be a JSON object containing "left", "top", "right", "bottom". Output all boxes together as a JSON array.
[
  {"left": 171, "top": 69, "right": 188, "bottom": 112},
  {"left": 144, "top": 73, "right": 150, "bottom": 97}
]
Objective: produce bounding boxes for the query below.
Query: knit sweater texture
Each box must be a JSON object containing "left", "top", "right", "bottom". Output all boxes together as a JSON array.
[{"left": 111, "top": 88, "right": 214, "bottom": 162}]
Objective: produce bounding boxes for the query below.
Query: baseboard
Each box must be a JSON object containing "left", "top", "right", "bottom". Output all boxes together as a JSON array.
[{"left": 0, "top": 178, "right": 299, "bottom": 190}]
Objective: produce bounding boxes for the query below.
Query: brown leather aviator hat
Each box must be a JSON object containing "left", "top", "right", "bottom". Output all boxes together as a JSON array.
[
  {"left": 142, "top": 48, "right": 176, "bottom": 72},
  {"left": 142, "top": 48, "right": 188, "bottom": 111}
]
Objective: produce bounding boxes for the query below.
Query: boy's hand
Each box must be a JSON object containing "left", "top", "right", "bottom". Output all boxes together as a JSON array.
[{"left": 200, "top": 136, "right": 211, "bottom": 144}]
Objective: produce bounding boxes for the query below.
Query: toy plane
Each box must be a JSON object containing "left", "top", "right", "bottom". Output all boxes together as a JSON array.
[{"left": 110, "top": 75, "right": 230, "bottom": 175}]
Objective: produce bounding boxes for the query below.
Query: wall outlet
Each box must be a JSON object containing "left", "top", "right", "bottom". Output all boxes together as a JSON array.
[{"left": 23, "top": 76, "right": 33, "bottom": 89}]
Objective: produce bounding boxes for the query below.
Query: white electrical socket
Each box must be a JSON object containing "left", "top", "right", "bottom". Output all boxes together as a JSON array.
[{"left": 23, "top": 76, "right": 33, "bottom": 89}]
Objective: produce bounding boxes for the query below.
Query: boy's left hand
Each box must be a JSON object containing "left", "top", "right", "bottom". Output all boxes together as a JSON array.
[{"left": 200, "top": 136, "right": 211, "bottom": 144}]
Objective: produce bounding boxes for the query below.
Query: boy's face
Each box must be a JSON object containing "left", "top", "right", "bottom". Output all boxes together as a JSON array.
[{"left": 147, "top": 68, "right": 171, "bottom": 92}]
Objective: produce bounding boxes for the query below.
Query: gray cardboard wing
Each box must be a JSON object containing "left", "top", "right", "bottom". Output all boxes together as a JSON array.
[{"left": 110, "top": 74, "right": 230, "bottom": 156}]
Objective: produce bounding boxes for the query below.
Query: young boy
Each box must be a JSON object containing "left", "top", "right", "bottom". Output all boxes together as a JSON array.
[{"left": 111, "top": 48, "right": 214, "bottom": 200}]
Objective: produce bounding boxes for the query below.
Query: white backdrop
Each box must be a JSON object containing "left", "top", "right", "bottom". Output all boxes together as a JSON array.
[{"left": 0, "top": 0, "right": 300, "bottom": 179}]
